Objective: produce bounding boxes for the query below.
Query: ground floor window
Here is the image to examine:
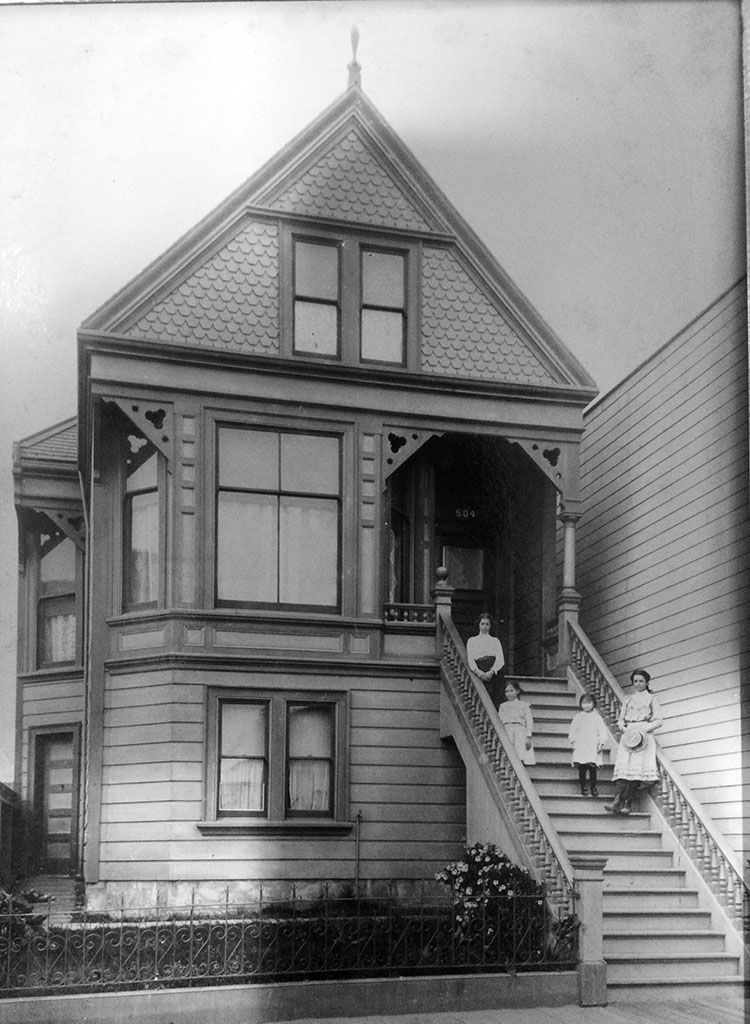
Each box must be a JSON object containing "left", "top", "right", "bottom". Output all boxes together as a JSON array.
[{"left": 204, "top": 688, "right": 348, "bottom": 830}]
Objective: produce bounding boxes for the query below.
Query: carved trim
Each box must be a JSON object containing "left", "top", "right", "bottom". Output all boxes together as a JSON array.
[
  {"left": 507, "top": 435, "right": 579, "bottom": 499},
  {"left": 381, "top": 427, "right": 442, "bottom": 481},
  {"left": 106, "top": 397, "right": 174, "bottom": 462},
  {"left": 32, "top": 507, "right": 86, "bottom": 551}
]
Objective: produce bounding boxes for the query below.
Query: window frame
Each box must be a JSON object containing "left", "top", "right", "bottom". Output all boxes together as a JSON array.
[
  {"left": 120, "top": 432, "right": 167, "bottom": 614},
  {"left": 359, "top": 245, "right": 407, "bottom": 367},
  {"left": 292, "top": 235, "right": 342, "bottom": 359},
  {"left": 201, "top": 687, "right": 350, "bottom": 834},
  {"left": 281, "top": 223, "right": 419, "bottom": 370},
  {"left": 30, "top": 519, "right": 84, "bottom": 671},
  {"left": 214, "top": 423, "right": 343, "bottom": 613}
]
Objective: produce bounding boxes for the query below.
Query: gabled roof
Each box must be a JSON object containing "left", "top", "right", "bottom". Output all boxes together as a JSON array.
[
  {"left": 14, "top": 417, "right": 78, "bottom": 466},
  {"left": 80, "top": 84, "right": 597, "bottom": 393}
]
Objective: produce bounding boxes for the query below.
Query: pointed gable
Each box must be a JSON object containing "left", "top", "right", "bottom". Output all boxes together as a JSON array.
[
  {"left": 267, "top": 127, "right": 432, "bottom": 232},
  {"left": 83, "top": 85, "right": 595, "bottom": 394},
  {"left": 17, "top": 418, "right": 78, "bottom": 465}
]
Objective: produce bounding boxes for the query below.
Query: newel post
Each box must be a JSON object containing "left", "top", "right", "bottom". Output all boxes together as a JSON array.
[
  {"left": 570, "top": 854, "right": 608, "bottom": 1006},
  {"left": 431, "top": 566, "right": 454, "bottom": 658}
]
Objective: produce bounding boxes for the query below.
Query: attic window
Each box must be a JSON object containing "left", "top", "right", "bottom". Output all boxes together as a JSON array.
[
  {"left": 361, "top": 249, "right": 406, "bottom": 364},
  {"left": 293, "top": 239, "right": 340, "bottom": 357}
]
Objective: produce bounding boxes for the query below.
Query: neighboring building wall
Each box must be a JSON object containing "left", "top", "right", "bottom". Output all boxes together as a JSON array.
[
  {"left": 577, "top": 280, "right": 749, "bottom": 856},
  {"left": 90, "top": 664, "right": 465, "bottom": 906}
]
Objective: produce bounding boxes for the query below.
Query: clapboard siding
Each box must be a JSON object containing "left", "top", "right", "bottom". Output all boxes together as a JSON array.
[
  {"left": 96, "top": 665, "right": 466, "bottom": 889},
  {"left": 20, "top": 676, "right": 85, "bottom": 801},
  {"left": 578, "top": 280, "right": 749, "bottom": 856}
]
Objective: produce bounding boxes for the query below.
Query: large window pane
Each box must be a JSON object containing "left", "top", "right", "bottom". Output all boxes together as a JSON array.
[
  {"left": 217, "top": 492, "right": 277, "bottom": 602},
  {"left": 295, "top": 241, "right": 339, "bottom": 300},
  {"left": 362, "top": 251, "right": 404, "bottom": 307},
  {"left": 287, "top": 703, "right": 334, "bottom": 814},
  {"left": 280, "top": 434, "right": 339, "bottom": 495},
  {"left": 126, "top": 491, "right": 159, "bottom": 606},
  {"left": 361, "top": 309, "right": 404, "bottom": 363},
  {"left": 219, "top": 429, "right": 278, "bottom": 490},
  {"left": 221, "top": 702, "right": 267, "bottom": 756},
  {"left": 294, "top": 301, "right": 338, "bottom": 355},
  {"left": 279, "top": 497, "right": 338, "bottom": 606}
]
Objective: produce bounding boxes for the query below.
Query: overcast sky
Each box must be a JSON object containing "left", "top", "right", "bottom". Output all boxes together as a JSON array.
[{"left": 0, "top": 0, "right": 744, "bottom": 781}]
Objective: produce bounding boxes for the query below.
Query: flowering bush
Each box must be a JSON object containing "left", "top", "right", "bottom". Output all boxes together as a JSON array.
[{"left": 435, "top": 842, "right": 545, "bottom": 925}]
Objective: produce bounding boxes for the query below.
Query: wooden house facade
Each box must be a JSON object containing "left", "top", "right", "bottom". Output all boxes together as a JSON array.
[
  {"left": 576, "top": 280, "right": 749, "bottom": 857},
  {"left": 13, "top": 79, "right": 596, "bottom": 907}
]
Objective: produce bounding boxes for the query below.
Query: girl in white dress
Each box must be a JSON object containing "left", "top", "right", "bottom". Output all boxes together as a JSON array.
[
  {"left": 604, "top": 668, "right": 663, "bottom": 815},
  {"left": 497, "top": 680, "right": 536, "bottom": 765},
  {"left": 568, "top": 692, "right": 609, "bottom": 796}
]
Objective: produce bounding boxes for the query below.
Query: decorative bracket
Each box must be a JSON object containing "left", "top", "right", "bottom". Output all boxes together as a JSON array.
[
  {"left": 106, "top": 397, "right": 174, "bottom": 463},
  {"left": 32, "top": 507, "right": 86, "bottom": 551},
  {"left": 381, "top": 427, "right": 442, "bottom": 482},
  {"left": 506, "top": 435, "right": 580, "bottom": 501}
]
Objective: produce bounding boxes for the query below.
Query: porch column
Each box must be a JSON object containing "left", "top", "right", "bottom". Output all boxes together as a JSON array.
[
  {"left": 570, "top": 854, "right": 608, "bottom": 1006},
  {"left": 557, "top": 499, "right": 582, "bottom": 665}
]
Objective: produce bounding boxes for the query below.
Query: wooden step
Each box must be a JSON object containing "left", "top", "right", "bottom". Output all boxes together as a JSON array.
[
  {"left": 604, "top": 887, "right": 699, "bottom": 910},
  {"left": 527, "top": 764, "right": 614, "bottom": 782},
  {"left": 558, "top": 828, "right": 663, "bottom": 853},
  {"left": 604, "top": 929, "right": 727, "bottom": 955},
  {"left": 606, "top": 952, "right": 741, "bottom": 982},
  {"left": 597, "top": 849, "right": 675, "bottom": 871},
  {"left": 549, "top": 812, "right": 651, "bottom": 832},
  {"left": 604, "top": 867, "right": 687, "bottom": 889},
  {"left": 604, "top": 908, "right": 713, "bottom": 931}
]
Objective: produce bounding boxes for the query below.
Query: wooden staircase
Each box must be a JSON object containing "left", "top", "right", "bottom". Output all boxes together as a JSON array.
[{"left": 520, "top": 674, "right": 744, "bottom": 994}]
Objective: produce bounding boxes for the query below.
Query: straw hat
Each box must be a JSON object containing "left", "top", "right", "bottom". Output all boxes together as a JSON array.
[{"left": 621, "top": 727, "right": 645, "bottom": 751}]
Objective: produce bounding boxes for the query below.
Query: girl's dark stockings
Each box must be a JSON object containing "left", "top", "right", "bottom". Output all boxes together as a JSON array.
[{"left": 577, "top": 763, "right": 598, "bottom": 796}]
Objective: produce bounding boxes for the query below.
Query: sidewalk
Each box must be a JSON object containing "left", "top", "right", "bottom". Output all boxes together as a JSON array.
[{"left": 273, "top": 991, "right": 745, "bottom": 1024}]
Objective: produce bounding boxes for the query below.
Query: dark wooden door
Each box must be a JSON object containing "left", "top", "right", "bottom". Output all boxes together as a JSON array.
[{"left": 33, "top": 730, "right": 79, "bottom": 874}]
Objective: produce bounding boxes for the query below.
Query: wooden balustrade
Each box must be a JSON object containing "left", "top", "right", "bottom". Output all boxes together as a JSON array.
[{"left": 567, "top": 619, "right": 750, "bottom": 931}]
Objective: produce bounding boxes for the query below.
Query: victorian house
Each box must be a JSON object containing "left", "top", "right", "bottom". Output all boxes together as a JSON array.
[{"left": 13, "top": 64, "right": 745, "bottom": 994}]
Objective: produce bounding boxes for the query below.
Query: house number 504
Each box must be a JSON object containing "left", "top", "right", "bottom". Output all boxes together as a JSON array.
[{"left": 455, "top": 508, "right": 477, "bottom": 518}]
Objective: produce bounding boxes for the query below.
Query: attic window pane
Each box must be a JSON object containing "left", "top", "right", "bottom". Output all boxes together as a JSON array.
[
  {"left": 361, "top": 309, "right": 404, "bottom": 364},
  {"left": 295, "top": 301, "right": 338, "bottom": 356},
  {"left": 362, "top": 251, "right": 404, "bottom": 307},
  {"left": 295, "top": 241, "right": 338, "bottom": 300}
]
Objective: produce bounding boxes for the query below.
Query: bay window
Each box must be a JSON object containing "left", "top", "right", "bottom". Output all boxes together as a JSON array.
[
  {"left": 216, "top": 426, "right": 341, "bottom": 610},
  {"left": 122, "top": 431, "right": 163, "bottom": 611},
  {"left": 37, "top": 529, "right": 77, "bottom": 667}
]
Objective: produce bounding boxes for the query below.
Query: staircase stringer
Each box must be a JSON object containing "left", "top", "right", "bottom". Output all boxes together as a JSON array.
[
  {"left": 438, "top": 614, "right": 575, "bottom": 912},
  {"left": 566, "top": 625, "right": 749, "bottom": 955}
]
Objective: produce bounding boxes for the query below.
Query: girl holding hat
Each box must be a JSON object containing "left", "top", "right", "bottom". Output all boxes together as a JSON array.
[{"left": 604, "top": 668, "right": 663, "bottom": 815}]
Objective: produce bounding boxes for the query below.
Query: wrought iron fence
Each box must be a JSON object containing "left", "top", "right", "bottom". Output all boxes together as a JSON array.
[{"left": 0, "top": 882, "right": 577, "bottom": 996}]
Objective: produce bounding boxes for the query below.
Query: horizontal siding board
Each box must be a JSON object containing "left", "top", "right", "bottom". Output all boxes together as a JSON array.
[
  {"left": 351, "top": 746, "right": 458, "bottom": 767},
  {"left": 105, "top": 704, "right": 204, "bottom": 728},
  {"left": 103, "top": 742, "right": 205, "bottom": 766},
  {"left": 104, "top": 723, "right": 202, "bottom": 746},
  {"left": 21, "top": 680, "right": 85, "bottom": 702}
]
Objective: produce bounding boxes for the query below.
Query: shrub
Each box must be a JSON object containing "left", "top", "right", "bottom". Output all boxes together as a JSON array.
[{"left": 435, "top": 841, "right": 545, "bottom": 924}]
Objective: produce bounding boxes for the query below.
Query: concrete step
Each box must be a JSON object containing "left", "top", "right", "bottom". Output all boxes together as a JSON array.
[
  {"left": 606, "top": 952, "right": 741, "bottom": 982},
  {"left": 604, "top": 867, "right": 687, "bottom": 889},
  {"left": 604, "top": 887, "right": 699, "bottom": 910},
  {"left": 558, "top": 828, "right": 663, "bottom": 853},
  {"left": 607, "top": 977, "right": 745, "bottom": 1000},
  {"left": 549, "top": 812, "right": 652, "bottom": 832},
  {"left": 604, "top": 908, "right": 713, "bottom": 931},
  {"left": 604, "top": 930, "right": 727, "bottom": 955}
]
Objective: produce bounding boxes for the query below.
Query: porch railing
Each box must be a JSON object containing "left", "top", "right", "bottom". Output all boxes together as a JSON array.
[
  {"left": 438, "top": 611, "right": 576, "bottom": 914},
  {"left": 383, "top": 603, "right": 436, "bottom": 624},
  {"left": 0, "top": 883, "right": 576, "bottom": 996},
  {"left": 568, "top": 618, "right": 750, "bottom": 931}
]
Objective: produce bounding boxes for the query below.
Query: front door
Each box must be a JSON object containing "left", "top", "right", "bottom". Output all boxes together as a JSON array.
[{"left": 32, "top": 728, "right": 80, "bottom": 874}]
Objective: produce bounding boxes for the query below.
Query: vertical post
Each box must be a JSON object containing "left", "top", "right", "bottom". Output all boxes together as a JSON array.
[
  {"left": 570, "top": 854, "right": 608, "bottom": 1006},
  {"left": 557, "top": 499, "right": 582, "bottom": 666},
  {"left": 431, "top": 565, "right": 454, "bottom": 657}
]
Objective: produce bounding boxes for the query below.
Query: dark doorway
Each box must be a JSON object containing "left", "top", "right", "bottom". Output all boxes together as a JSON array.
[{"left": 31, "top": 726, "right": 80, "bottom": 874}]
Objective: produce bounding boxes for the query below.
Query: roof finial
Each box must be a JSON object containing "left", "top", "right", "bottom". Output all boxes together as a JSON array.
[{"left": 347, "top": 26, "right": 361, "bottom": 89}]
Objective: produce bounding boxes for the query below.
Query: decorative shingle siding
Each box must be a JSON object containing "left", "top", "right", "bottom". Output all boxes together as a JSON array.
[
  {"left": 577, "top": 280, "right": 749, "bottom": 856},
  {"left": 420, "top": 247, "right": 556, "bottom": 385},
  {"left": 127, "top": 222, "right": 280, "bottom": 354},
  {"left": 269, "top": 130, "right": 432, "bottom": 232}
]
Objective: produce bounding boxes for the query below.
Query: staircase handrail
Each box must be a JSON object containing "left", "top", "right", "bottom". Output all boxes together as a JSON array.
[
  {"left": 439, "top": 608, "right": 576, "bottom": 909},
  {"left": 568, "top": 618, "right": 749, "bottom": 927}
]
